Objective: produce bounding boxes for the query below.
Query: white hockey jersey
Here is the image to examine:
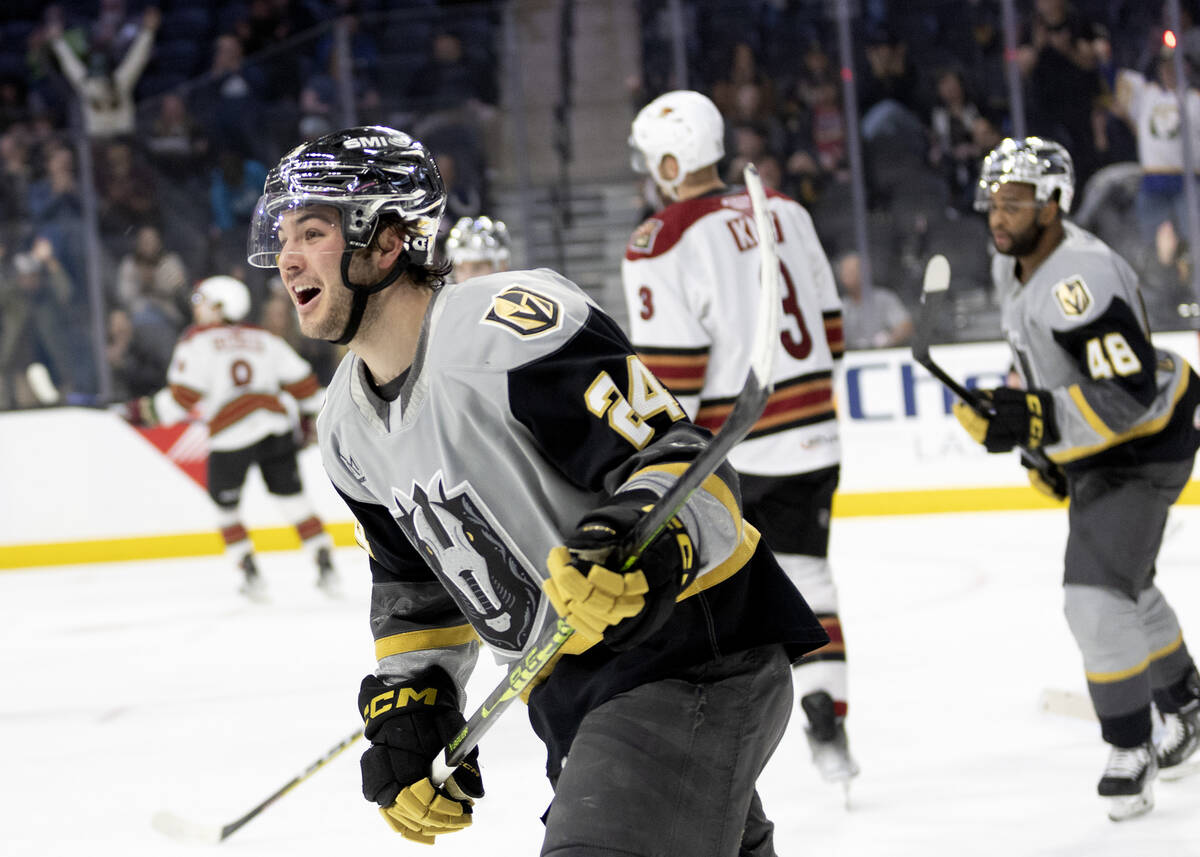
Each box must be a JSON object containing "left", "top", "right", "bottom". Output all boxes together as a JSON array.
[
  {"left": 152, "top": 323, "right": 323, "bottom": 452},
  {"left": 621, "top": 186, "right": 844, "bottom": 476}
]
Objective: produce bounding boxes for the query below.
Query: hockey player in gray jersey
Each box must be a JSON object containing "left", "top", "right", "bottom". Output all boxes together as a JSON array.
[
  {"left": 247, "top": 126, "right": 828, "bottom": 853},
  {"left": 955, "top": 137, "right": 1200, "bottom": 821}
]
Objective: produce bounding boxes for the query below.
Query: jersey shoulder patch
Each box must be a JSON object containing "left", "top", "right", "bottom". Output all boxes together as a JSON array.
[
  {"left": 482, "top": 284, "right": 563, "bottom": 338},
  {"left": 627, "top": 218, "right": 664, "bottom": 255},
  {"left": 1052, "top": 275, "right": 1093, "bottom": 320}
]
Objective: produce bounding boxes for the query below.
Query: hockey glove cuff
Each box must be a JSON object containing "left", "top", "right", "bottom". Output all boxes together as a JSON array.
[
  {"left": 358, "top": 672, "right": 483, "bottom": 844},
  {"left": 545, "top": 492, "right": 696, "bottom": 652},
  {"left": 1020, "top": 450, "right": 1068, "bottom": 502},
  {"left": 952, "top": 388, "right": 1058, "bottom": 453}
]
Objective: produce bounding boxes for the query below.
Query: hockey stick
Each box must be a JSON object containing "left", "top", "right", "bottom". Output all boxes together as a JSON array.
[
  {"left": 913, "top": 254, "right": 1059, "bottom": 472},
  {"left": 431, "top": 162, "right": 782, "bottom": 785},
  {"left": 912, "top": 254, "right": 990, "bottom": 413},
  {"left": 151, "top": 727, "right": 363, "bottom": 844}
]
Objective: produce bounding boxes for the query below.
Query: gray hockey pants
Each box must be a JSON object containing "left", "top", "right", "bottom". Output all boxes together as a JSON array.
[{"left": 540, "top": 644, "right": 793, "bottom": 857}]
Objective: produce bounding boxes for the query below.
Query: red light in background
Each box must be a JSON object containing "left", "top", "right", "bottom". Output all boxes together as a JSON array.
[{"left": 1165, "top": 29, "right": 1178, "bottom": 49}]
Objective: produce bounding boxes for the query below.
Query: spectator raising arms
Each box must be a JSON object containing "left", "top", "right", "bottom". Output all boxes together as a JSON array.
[{"left": 46, "top": 6, "right": 159, "bottom": 140}]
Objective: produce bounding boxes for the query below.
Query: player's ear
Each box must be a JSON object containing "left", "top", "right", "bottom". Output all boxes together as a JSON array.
[
  {"left": 373, "top": 224, "right": 405, "bottom": 270},
  {"left": 1037, "top": 199, "right": 1058, "bottom": 226}
]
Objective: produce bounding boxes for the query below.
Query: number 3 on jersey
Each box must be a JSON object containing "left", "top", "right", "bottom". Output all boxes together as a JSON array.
[
  {"left": 585, "top": 356, "right": 685, "bottom": 449},
  {"left": 637, "top": 259, "right": 813, "bottom": 359}
]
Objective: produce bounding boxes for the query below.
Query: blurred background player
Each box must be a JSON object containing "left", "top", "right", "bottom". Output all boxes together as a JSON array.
[
  {"left": 959, "top": 137, "right": 1200, "bottom": 820},
  {"left": 444, "top": 215, "right": 510, "bottom": 282},
  {"left": 622, "top": 90, "right": 857, "bottom": 790},
  {"left": 123, "top": 275, "right": 338, "bottom": 600}
]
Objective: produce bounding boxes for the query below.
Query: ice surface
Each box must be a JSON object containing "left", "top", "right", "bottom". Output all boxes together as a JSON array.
[{"left": 2, "top": 509, "right": 1198, "bottom": 856}]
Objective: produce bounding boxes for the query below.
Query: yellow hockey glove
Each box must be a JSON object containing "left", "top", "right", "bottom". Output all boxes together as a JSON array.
[
  {"left": 1020, "top": 451, "right": 1068, "bottom": 502},
  {"left": 545, "top": 495, "right": 695, "bottom": 651},
  {"left": 378, "top": 774, "right": 476, "bottom": 844}
]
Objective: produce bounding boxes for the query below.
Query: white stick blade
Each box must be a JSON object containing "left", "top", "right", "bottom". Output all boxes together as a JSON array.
[
  {"left": 922, "top": 253, "right": 950, "bottom": 295},
  {"left": 151, "top": 810, "right": 224, "bottom": 844},
  {"left": 743, "top": 163, "right": 781, "bottom": 390},
  {"left": 1038, "top": 688, "right": 1096, "bottom": 721}
]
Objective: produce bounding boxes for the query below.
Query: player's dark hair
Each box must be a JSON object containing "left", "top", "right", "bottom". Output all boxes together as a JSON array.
[{"left": 375, "top": 215, "right": 452, "bottom": 290}]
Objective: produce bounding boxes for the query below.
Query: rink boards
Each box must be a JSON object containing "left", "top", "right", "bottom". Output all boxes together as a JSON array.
[{"left": 4, "top": 332, "right": 1199, "bottom": 568}]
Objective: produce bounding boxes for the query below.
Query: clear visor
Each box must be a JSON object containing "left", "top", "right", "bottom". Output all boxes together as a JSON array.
[
  {"left": 974, "top": 175, "right": 1038, "bottom": 212},
  {"left": 969, "top": 174, "right": 1017, "bottom": 212},
  {"left": 246, "top": 192, "right": 350, "bottom": 268}
]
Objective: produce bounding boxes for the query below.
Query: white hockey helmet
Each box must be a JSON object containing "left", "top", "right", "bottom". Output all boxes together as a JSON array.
[
  {"left": 975, "top": 136, "right": 1075, "bottom": 214},
  {"left": 629, "top": 90, "right": 725, "bottom": 199},
  {"left": 445, "top": 216, "right": 511, "bottom": 266},
  {"left": 194, "top": 275, "right": 251, "bottom": 322}
]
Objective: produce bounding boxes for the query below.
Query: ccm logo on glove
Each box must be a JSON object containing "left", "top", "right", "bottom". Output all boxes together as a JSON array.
[{"left": 362, "top": 686, "right": 440, "bottom": 720}]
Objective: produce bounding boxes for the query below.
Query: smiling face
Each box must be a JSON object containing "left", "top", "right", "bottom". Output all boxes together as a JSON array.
[{"left": 276, "top": 205, "right": 356, "bottom": 341}]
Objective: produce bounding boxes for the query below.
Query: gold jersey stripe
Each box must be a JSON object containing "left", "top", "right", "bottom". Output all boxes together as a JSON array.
[{"left": 374, "top": 624, "right": 480, "bottom": 660}]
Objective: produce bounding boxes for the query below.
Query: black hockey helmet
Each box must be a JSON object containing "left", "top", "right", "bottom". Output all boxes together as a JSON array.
[
  {"left": 247, "top": 126, "right": 447, "bottom": 345},
  {"left": 247, "top": 126, "right": 446, "bottom": 269}
]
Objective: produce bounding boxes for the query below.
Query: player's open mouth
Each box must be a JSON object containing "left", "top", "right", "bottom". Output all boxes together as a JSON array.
[{"left": 295, "top": 285, "right": 321, "bottom": 306}]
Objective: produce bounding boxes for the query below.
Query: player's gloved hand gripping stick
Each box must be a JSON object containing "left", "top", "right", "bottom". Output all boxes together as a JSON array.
[
  {"left": 913, "top": 254, "right": 1066, "bottom": 501},
  {"left": 429, "top": 162, "right": 784, "bottom": 788}
]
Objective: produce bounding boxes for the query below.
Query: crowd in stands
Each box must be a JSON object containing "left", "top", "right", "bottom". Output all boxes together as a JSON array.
[
  {"left": 0, "top": 0, "right": 500, "bottom": 409},
  {"left": 636, "top": 0, "right": 1200, "bottom": 343},
  {"left": 3, "top": 0, "right": 1200, "bottom": 410}
]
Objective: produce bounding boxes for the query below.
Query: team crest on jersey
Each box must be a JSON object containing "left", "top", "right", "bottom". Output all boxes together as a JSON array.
[
  {"left": 483, "top": 285, "right": 562, "bottom": 339},
  {"left": 1053, "top": 276, "right": 1092, "bottom": 318},
  {"left": 390, "top": 472, "right": 541, "bottom": 652},
  {"left": 628, "top": 218, "right": 663, "bottom": 254}
]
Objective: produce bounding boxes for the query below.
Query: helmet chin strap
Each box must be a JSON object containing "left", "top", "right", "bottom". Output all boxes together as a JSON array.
[{"left": 329, "top": 249, "right": 409, "bottom": 345}]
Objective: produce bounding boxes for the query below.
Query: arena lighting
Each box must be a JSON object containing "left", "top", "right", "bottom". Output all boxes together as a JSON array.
[{"left": 1165, "top": 29, "right": 1178, "bottom": 49}]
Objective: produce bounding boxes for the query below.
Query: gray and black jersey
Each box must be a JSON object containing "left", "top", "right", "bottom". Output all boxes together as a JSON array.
[
  {"left": 995, "top": 221, "right": 1200, "bottom": 470},
  {"left": 318, "top": 268, "right": 826, "bottom": 773}
]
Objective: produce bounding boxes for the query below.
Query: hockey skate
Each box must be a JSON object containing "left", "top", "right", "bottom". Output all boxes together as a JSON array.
[
  {"left": 1157, "top": 702, "right": 1200, "bottom": 781},
  {"left": 315, "top": 546, "right": 342, "bottom": 596},
  {"left": 801, "top": 691, "right": 859, "bottom": 803},
  {"left": 1097, "top": 742, "right": 1156, "bottom": 821},
  {"left": 238, "top": 554, "right": 268, "bottom": 603}
]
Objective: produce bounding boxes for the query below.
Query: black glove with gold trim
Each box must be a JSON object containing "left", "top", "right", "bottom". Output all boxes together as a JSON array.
[
  {"left": 358, "top": 671, "right": 483, "bottom": 844},
  {"left": 952, "top": 388, "right": 1058, "bottom": 453}
]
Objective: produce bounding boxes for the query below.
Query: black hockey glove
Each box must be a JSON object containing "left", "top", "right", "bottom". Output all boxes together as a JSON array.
[
  {"left": 1020, "top": 450, "right": 1068, "bottom": 502},
  {"left": 358, "top": 671, "right": 483, "bottom": 845},
  {"left": 545, "top": 492, "right": 696, "bottom": 652},
  {"left": 952, "top": 388, "right": 1058, "bottom": 453}
]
